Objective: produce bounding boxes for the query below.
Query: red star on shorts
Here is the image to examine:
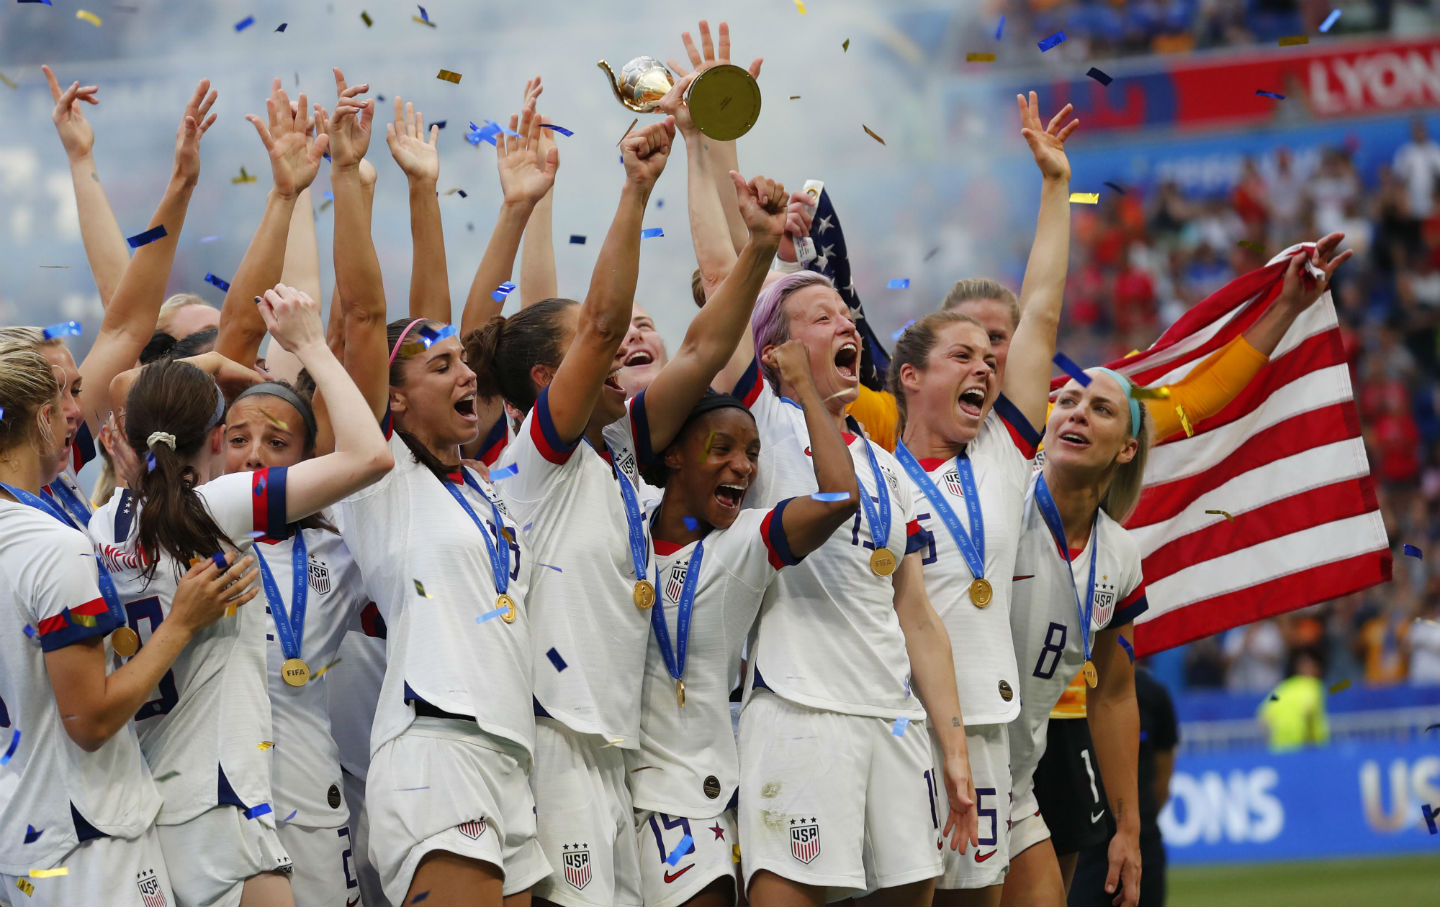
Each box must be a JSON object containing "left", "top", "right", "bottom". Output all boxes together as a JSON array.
[{"left": 709, "top": 823, "right": 725, "bottom": 841}]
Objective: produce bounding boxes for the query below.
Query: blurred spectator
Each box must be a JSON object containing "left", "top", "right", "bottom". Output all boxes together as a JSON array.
[
  {"left": 1404, "top": 597, "right": 1440, "bottom": 684},
  {"left": 1393, "top": 117, "right": 1440, "bottom": 222},
  {"left": 1223, "top": 621, "right": 1286, "bottom": 693},
  {"left": 1259, "top": 647, "right": 1331, "bottom": 751}
]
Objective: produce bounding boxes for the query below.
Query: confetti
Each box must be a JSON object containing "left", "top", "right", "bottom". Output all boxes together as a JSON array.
[
  {"left": 200, "top": 235, "right": 222, "bottom": 243},
  {"left": 665, "top": 833, "right": 694, "bottom": 866},
  {"left": 794, "top": 0, "right": 806, "bottom": 13},
  {"left": 1176, "top": 405, "right": 1194, "bottom": 437},
  {"left": 1237, "top": 240, "right": 1266, "bottom": 253},
  {"left": 360, "top": 11, "right": 373, "bottom": 26},
  {"left": 15, "top": 879, "right": 32, "bottom": 897},
  {"left": 491, "top": 281, "right": 517, "bottom": 303},
  {"left": 244, "top": 803, "right": 272, "bottom": 819},
  {"left": 468, "top": 121, "right": 502, "bottom": 146},
  {"left": 126, "top": 225, "right": 168, "bottom": 249},
  {"left": 536, "top": 563, "right": 563, "bottom": 573},
  {"left": 995, "top": 15, "right": 1005, "bottom": 39},
  {"left": 1069, "top": 193, "right": 1100, "bottom": 204},
  {"left": 489, "top": 464, "right": 518, "bottom": 481},
  {"left": 432, "top": 121, "right": 446, "bottom": 129},
  {"left": 417, "top": 324, "right": 458, "bottom": 348},
  {"left": 891, "top": 716, "right": 910, "bottom": 737},
  {"left": 275, "top": 23, "right": 287, "bottom": 32},
  {"left": 413, "top": 16, "right": 434, "bottom": 27},
  {"left": 17, "top": 0, "right": 53, "bottom": 4},
  {"left": 1086, "top": 67, "right": 1113, "bottom": 86},
  {"left": 966, "top": 53, "right": 996, "bottom": 62},
  {"left": 1103, "top": 181, "right": 1127, "bottom": 194},
  {"left": 75, "top": 9, "right": 101, "bottom": 26},
  {"left": 436, "top": 70, "right": 462, "bottom": 84},
  {"left": 1426, "top": 723, "right": 1440, "bottom": 733},
  {"left": 280, "top": 809, "right": 298, "bottom": 824},
  {"left": 72, "top": 613, "right": 96, "bottom": 628},
  {"left": 546, "top": 648, "right": 567, "bottom": 671},
  {"left": 924, "top": 246, "right": 941, "bottom": 261},
  {"left": 24, "top": 826, "right": 41, "bottom": 844},
  {"left": 309, "top": 658, "right": 341, "bottom": 682},
  {"left": 411, "top": 893, "right": 430, "bottom": 905},
  {"left": 204, "top": 273, "right": 231, "bottom": 292},
  {"left": 1255, "top": 89, "right": 1286, "bottom": 100},
  {"left": 640, "top": 227, "right": 665, "bottom": 239},
  {"left": 842, "top": 38, "right": 850, "bottom": 52},
  {"left": 0, "top": 74, "right": 17, "bottom": 90},
  {"left": 1128, "top": 385, "right": 1171, "bottom": 400},
  {"left": 1205, "top": 509, "right": 1234, "bottom": 522},
  {"left": 233, "top": 166, "right": 258, "bottom": 184},
  {"left": 1320, "top": 9, "right": 1341, "bottom": 32},
  {"left": 890, "top": 319, "right": 916, "bottom": 342},
  {"left": 1424, "top": 803, "right": 1438, "bottom": 835},
  {"left": 1052, "top": 352, "right": 1091, "bottom": 386},
  {"left": 1278, "top": 35, "right": 1309, "bottom": 46},
  {"left": 414, "top": 579, "right": 432, "bottom": 598},
  {"left": 477, "top": 606, "right": 509, "bottom": 624},
  {"left": 1118, "top": 636, "right": 1135, "bottom": 664},
  {"left": 569, "top": 235, "right": 586, "bottom": 244},
  {"left": 1328, "top": 679, "right": 1350, "bottom": 695},
  {"left": 887, "top": 278, "right": 911, "bottom": 289},
  {"left": 257, "top": 741, "right": 275, "bottom": 751},
  {"left": 234, "top": 15, "right": 254, "bottom": 31},
  {"left": 789, "top": 95, "right": 801, "bottom": 100},
  {"left": 540, "top": 124, "right": 574, "bottom": 137},
  {"left": 2, "top": 729, "right": 19, "bottom": 765},
  {"left": 1037, "top": 31, "right": 1066, "bottom": 52},
  {"left": 41, "top": 321, "right": 81, "bottom": 339},
  {"left": 1403, "top": 544, "right": 1422, "bottom": 558},
  {"left": 682, "top": 517, "right": 699, "bottom": 531},
  {"left": 27, "top": 869, "right": 66, "bottom": 879},
  {"left": 155, "top": 770, "right": 181, "bottom": 782},
  {"left": 862, "top": 124, "right": 886, "bottom": 145},
  {"left": 810, "top": 492, "right": 852, "bottom": 502}
]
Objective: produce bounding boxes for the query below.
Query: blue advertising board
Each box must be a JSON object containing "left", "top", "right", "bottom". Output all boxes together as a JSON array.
[{"left": 1159, "top": 739, "right": 1440, "bottom": 865}]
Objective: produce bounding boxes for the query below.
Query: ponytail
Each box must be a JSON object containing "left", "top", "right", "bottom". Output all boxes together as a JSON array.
[{"left": 462, "top": 298, "right": 576, "bottom": 414}]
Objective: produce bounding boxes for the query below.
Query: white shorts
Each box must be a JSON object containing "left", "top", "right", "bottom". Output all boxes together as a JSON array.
[
  {"left": 531, "top": 718, "right": 642, "bottom": 907},
  {"left": 366, "top": 718, "right": 549, "bottom": 906},
  {"left": 634, "top": 809, "right": 739, "bottom": 907},
  {"left": 1008, "top": 786, "right": 1051, "bottom": 857},
  {"left": 157, "top": 806, "right": 292, "bottom": 907},
  {"left": 2, "top": 824, "right": 174, "bottom": 907},
  {"left": 342, "top": 769, "right": 385, "bottom": 907},
  {"left": 930, "top": 722, "right": 1011, "bottom": 890},
  {"left": 277, "top": 822, "right": 359, "bottom": 907},
  {"left": 737, "top": 690, "right": 941, "bottom": 896}
]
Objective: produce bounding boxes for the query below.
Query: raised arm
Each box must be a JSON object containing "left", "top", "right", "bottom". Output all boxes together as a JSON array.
[
  {"left": 1089, "top": 622, "right": 1143, "bottom": 907},
  {"left": 543, "top": 119, "right": 674, "bottom": 444},
  {"left": 519, "top": 77, "right": 559, "bottom": 307},
  {"left": 660, "top": 71, "right": 737, "bottom": 297},
  {"left": 214, "top": 80, "right": 328, "bottom": 371},
  {"left": 640, "top": 172, "right": 784, "bottom": 452},
  {"left": 1002, "top": 91, "right": 1079, "bottom": 432},
  {"left": 386, "top": 96, "right": 449, "bottom": 322},
  {"left": 765, "top": 339, "right": 859, "bottom": 554},
  {"left": 43, "top": 65, "right": 130, "bottom": 308},
  {"left": 77, "top": 80, "right": 217, "bottom": 434},
  {"left": 264, "top": 186, "right": 322, "bottom": 384},
  {"left": 460, "top": 104, "right": 558, "bottom": 337}
]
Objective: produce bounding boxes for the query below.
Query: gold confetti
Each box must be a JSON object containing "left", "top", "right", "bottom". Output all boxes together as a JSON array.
[
  {"left": 1278, "top": 35, "right": 1309, "bottom": 46},
  {"left": 414, "top": 579, "right": 432, "bottom": 598},
  {"left": 309, "top": 658, "right": 341, "bottom": 682},
  {"left": 732, "top": 843, "right": 741, "bottom": 864},
  {"left": 1205, "top": 509, "right": 1234, "bottom": 522},
  {"left": 966, "top": 52, "right": 996, "bottom": 62},
  {"left": 360, "top": 11, "right": 373, "bottom": 26},
  {"left": 257, "top": 741, "right": 275, "bottom": 751},
  {"left": 789, "top": 95, "right": 801, "bottom": 100},
  {"left": 862, "top": 124, "right": 886, "bottom": 145},
  {"left": 1069, "top": 192, "right": 1100, "bottom": 204},
  {"left": 1128, "top": 385, "right": 1171, "bottom": 400},
  {"left": 75, "top": 9, "right": 102, "bottom": 27},
  {"left": 412, "top": 15, "right": 436, "bottom": 27},
  {"left": 0, "top": 73, "right": 17, "bottom": 90},
  {"left": 28, "top": 869, "right": 67, "bottom": 879},
  {"left": 794, "top": 0, "right": 806, "bottom": 12},
  {"left": 232, "top": 167, "right": 258, "bottom": 184},
  {"left": 16, "top": 878, "right": 33, "bottom": 897},
  {"left": 72, "top": 613, "right": 97, "bottom": 627},
  {"left": 1176, "top": 405, "right": 1194, "bottom": 438},
  {"left": 319, "top": 198, "right": 334, "bottom": 212},
  {"left": 602, "top": 736, "right": 625, "bottom": 747},
  {"left": 260, "top": 411, "right": 290, "bottom": 431},
  {"left": 436, "top": 69, "right": 462, "bottom": 84},
  {"left": 617, "top": 117, "right": 638, "bottom": 146},
  {"left": 155, "top": 770, "right": 181, "bottom": 782},
  {"left": 842, "top": 39, "right": 850, "bottom": 52},
  {"left": 1328, "top": 679, "right": 1350, "bottom": 694},
  {"left": 702, "top": 431, "right": 715, "bottom": 461}
]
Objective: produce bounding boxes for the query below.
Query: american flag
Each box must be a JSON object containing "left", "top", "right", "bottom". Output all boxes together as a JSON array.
[
  {"left": 1065, "top": 243, "right": 1392, "bottom": 655},
  {"left": 804, "top": 188, "right": 891, "bottom": 391}
]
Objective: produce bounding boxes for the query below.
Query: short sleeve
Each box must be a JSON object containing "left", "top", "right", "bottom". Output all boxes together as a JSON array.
[
  {"left": 991, "top": 394, "right": 1041, "bottom": 459},
  {"left": 758, "top": 500, "right": 803, "bottom": 570},
  {"left": 500, "top": 393, "right": 579, "bottom": 504},
  {"left": 1111, "top": 568, "right": 1149, "bottom": 628},
  {"left": 31, "top": 527, "right": 120, "bottom": 651},
  {"left": 197, "top": 467, "right": 290, "bottom": 542}
]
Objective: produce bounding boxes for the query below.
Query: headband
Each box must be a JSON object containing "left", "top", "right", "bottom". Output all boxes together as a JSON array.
[
  {"left": 1087, "top": 367, "right": 1142, "bottom": 437},
  {"left": 388, "top": 318, "right": 427, "bottom": 367},
  {"left": 233, "top": 382, "right": 318, "bottom": 444}
]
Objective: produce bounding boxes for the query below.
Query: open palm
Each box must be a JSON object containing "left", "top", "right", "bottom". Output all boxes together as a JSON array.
[
  {"left": 1017, "top": 90, "right": 1079, "bottom": 183},
  {"left": 386, "top": 97, "right": 439, "bottom": 183}
]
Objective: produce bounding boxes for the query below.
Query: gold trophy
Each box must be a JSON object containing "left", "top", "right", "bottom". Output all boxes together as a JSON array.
[{"left": 598, "top": 56, "right": 761, "bottom": 141}]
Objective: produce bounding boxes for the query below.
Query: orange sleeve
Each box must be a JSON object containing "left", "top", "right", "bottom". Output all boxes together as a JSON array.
[
  {"left": 1049, "top": 672, "right": 1089, "bottom": 718},
  {"left": 848, "top": 386, "right": 899, "bottom": 452},
  {"left": 1145, "top": 336, "right": 1269, "bottom": 439}
]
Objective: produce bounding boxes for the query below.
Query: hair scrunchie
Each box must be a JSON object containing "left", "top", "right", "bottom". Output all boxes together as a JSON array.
[{"left": 146, "top": 431, "right": 177, "bottom": 450}]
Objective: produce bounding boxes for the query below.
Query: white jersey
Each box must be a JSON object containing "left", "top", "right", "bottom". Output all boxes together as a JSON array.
[
  {"left": 734, "top": 367, "right": 926, "bottom": 720},
  {"left": 0, "top": 502, "right": 161, "bottom": 875},
  {"left": 627, "top": 504, "right": 797, "bottom": 818},
  {"left": 494, "top": 387, "right": 655, "bottom": 746},
  {"left": 327, "top": 622, "right": 387, "bottom": 780},
  {"left": 40, "top": 421, "right": 97, "bottom": 530},
  {"left": 258, "top": 527, "right": 371, "bottom": 828},
  {"left": 1008, "top": 472, "right": 1148, "bottom": 789},
  {"left": 333, "top": 428, "right": 534, "bottom": 757},
  {"left": 88, "top": 470, "right": 286, "bottom": 826},
  {"left": 905, "top": 411, "right": 1033, "bottom": 726}
]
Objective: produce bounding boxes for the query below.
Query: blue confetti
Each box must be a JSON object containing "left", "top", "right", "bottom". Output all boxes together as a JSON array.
[
  {"left": 995, "top": 15, "right": 1004, "bottom": 40},
  {"left": 145, "top": 452, "right": 156, "bottom": 473},
  {"left": 640, "top": 227, "right": 665, "bottom": 239},
  {"left": 417, "top": 4, "right": 429, "bottom": 22},
  {"left": 1118, "top": 636, "right": 1135, "bottom": 664},
  {"left": 275, "top": 22, "right": 287, "bottom": 32},
  {"left": 540, "top": 124, "right": 574, "bottom": 137},
  {"left": 1086, "top": 67, "right": 1112, "bottom": 86},
  {"left": 536, "top": 563, "right": 563, "bottom": 573},
  {"left": 1404, "top": 544, "right": 1423, "bottom": 559},
  {"left": 1255, "top": 89, "right": 1286, "bottom": 100},
  {"left": 211, "top": 553, "right": 228, "bottom": 570},
  {"left": 323, "top": 190, "right": 334, "bottom": 203},
  {"left": 23, "top": 825, "right": 42, "bottom": 844},
  {"left": 204, "top": 273, "right": 231, "bottom": 292},
  {"left": 810, "top": 492, "right": 852, "bottom": 502},
  {"left": 244, "top": 803, "right": 272, "bottom": 820},
  {"left": 418, "top": 324, "right": 458, "bottom": 348},
  {"left": 432, "top": 120, "right": 446, "bottom": 130},
  {"left": 1103, "top": 181, "right": 1127, "bottom": 195},
  {"left": 682, "top": 516, "right": 699, "bottom": 531},
  {"left": 546, "top": 648, "right": 567, "bottom": 672},
  {"left": 890, "top": 319, "right": 916, "bottom": 342},
  {"left": 891, "top": 717, "right": 910, "bottom": 737},
  {"left": 665, "top": 833, "right": 694, "bottom": 866},
  {"left": 18, "top": 0, "right": 53, "bottom": 4},
  {"left": 489, "top": 464, "right": 518, "bottom": 481},
  {"left": 23, "top": 625, "right": 36, "bottom": 640},
  {"left": 280, "top": 809, "right": 298, "bottom": 824},
  {"left": 1140, "top": 730, "right": 1149, "bottom": 743},
  {"left": 1, "top": 730, "right": 18, "bottom": 765},
  {"left": 126, "top": 225, "right": 168, "bottom": 249},
  {"left": 411, "top": 892, "right": 431, "bottom": 905},
  {"left": 887, "top": 278, "right": 910, "bottom": 289},
  {"left": 491, "top": 281, "right": 517, "bottom": 303},
  {"left": 1319, "top": 9, "right": 1341, "bottom": 32},
  {"left": 569, "top": 235, "right": 586, "bottom": 244},
  {"left": 477, "top": 606, "right": 509, "bottom": 624},
  {"left": 42, "top": 321, "right": 82, "bottom": 340},
  {"left": 1038, "top": 31, "right": 1066, "bottom": 52},
  {"left": 1052, "top": 352, "right": 1091, "bottom": 386},
  {"left": 200, "top": 235, "right": 222, "bottom": 243},
  {"left": 234, "top": 15, "right": 254, "bottom": 31}
]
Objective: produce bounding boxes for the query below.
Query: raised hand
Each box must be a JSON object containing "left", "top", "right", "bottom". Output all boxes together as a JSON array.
[
  {"left": 778, "top": 191, "right": 816, "bottom": 263},
  {"left": 386, "top": 96, "right": 440, "bottom": 183},
  {"left": 256, "top": 283, "right": 326, "bottom": 353},
  {"left": 42, "top": 65, "right": 99, "bottom": 162},
  {"left": 729, "top": 172, "right": 788, "bottom": 245},
  {"left": 762, "top": 338, "right": 815, "bottom": 400},
  {"left": 1279, "top": 232, "right": 1353, "bottom": 310},
  {"left": 497, "top": 105, "right": 558, "bottom": 206},
  {"left": 1018, "top": 90, "right": 1078, "bottom": 183},
  {"left": 323, "top": 67, "right": 373, "bottom": 170},
  {"left": 621, "top": 118, "right": 676, "bottom": 190},
  {"left": 668, "top": 19, "right": 762, "bottom": 81},
  {"left": 522, "top": 76, "right": 560, "bottom": 181},
  {"left": 247, "top": 78, "right": 328, "bottom": 200},
  {"left": 173, "top": 79, "right": 218, "bottom": 184},
  {"left": 655, "top": 71, "right": 700, "bottom": 137}
]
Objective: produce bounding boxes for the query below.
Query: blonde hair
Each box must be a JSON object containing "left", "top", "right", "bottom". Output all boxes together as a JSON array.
[
  {"left": 156, "top": 293, "right": 214, "bottom": 335},
  {"left": 1099, "top": 393, "right": 1151, "bottom": 523},
  {"left": 0, "top": 325, "right": 64, "bottom": 352},
  {"left": 0, "top": 339, "right": 61, "bottom": 456},
  {"left": 941, "top": 278, "right": 1020, "bottom": 331}
]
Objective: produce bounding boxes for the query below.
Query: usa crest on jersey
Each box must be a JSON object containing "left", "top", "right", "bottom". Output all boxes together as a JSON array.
[
  {"left": 308, "top": 555, "right": 331, "bottom": 594},
  {"left": 1092, "top": 584, "right": 1116, "bottom": 628},
  {"left": 789, "top": 817, "right": 820, "bottom": 864},
  {"left": 136, "top": 868, "right": 167, "bottom": 907},
  {"left": 665, "top": 562, "right": 689, "bottom": 602},
  {"left": 563, "top": 844, "right": 592, "bottom": 890},
  {"left": 457, "top": 818, "right": 486, "bottom": 840},
  {"left": 943, "top": 469, "right": 965, "bottom": 498}
]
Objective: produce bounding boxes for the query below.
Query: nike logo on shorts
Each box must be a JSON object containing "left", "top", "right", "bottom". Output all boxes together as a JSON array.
[
  {"left": 1090, "top": 810, "right": 1105, "bottom": 823},
  {"left": 975, "top": 850, "right": 998, "bottom": 863},
  {"left": 664, "top": 864, "right": 694, "bottom": 883}
]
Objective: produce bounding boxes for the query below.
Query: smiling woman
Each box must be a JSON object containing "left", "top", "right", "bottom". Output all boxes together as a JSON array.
[{"left": 617, "top": 304, "right": 670, "bottom": 397}]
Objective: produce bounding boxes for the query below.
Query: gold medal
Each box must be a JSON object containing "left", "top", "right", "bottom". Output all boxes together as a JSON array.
[
  {"left": 676, "top": 678, "right": 686, "bottom": 707},
  {"left": 111, "top": 627, "right": 140, "bottom": 658},
  {"left": 282, "top": 657, "right": 311, "bottom": 687},
  {"left": 497, "top": 593, "right": 517, "bottom": 624},
  {"left": 869, "top": 548, "right": 897, "bottom": 576},
  {"left": 970, "top": 578, "right": 993, "bottom": 608},
  {"left": 634, "top": 580, "right": 656, "bottom": 610},
  {"left": 1083, "top": 660, "right": 1098, "bottom": 688}
]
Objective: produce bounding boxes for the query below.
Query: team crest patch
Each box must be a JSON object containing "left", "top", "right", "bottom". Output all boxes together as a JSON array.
[
  {"left": 880, "top": 465, "right": 899, "bottom": 491},
  {"left": 308, "top": 556, "right": 331, "bottom": 594},
  {"left": 617, "top": 449, "right": 637, "bottom": 481},
  {"left": 562, "top": 843, "right": 592, "bottom": 890},
  {"left": 136, "top": 868, "right": 168, "bottom": 907},
  {"left": 943, "top": 469, "right": 964, "bottom": 497},
  {"left": 789, "top": 817, "right": 820, "bottom": 864},
  {"left": 1092, "top": 586, "right": 1116, "bottom": 628},
  {"left": 457, "top": 818, "right": 486, "bottom": 840},
  {"left": 665, "top": 562, "right": 689, "bottom": 602}
]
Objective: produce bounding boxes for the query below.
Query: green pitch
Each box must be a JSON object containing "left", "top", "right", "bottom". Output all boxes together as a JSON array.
[{"left": 1168, "top": 853, "right": 1439, "bottom": 907}]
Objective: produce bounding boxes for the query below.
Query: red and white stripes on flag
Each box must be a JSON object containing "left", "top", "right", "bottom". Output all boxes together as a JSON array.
[{"left": 1068, "top": 243, "right": 1392, "bottom": 655}]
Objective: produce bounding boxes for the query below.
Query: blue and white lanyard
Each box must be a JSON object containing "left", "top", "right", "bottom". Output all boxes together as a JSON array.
[
  {"left": 895, "top": 441, "right": 985, "bottom": 582},
  {"left": 652, "top": 539, "right": 703, "bottom": 684},
  {"left": 252, "top": 531, "right": 309, "bottom": 661},
  {"left": 1033, "top": 474, "right": 1099, "bottom": 662},
  {"left": 438, "top": 469, "right": 512, "bottom": 595}
]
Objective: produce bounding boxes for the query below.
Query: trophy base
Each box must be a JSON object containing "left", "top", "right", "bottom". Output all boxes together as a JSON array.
[{"left": 687, "top": 64, "right": 762, "bottom": 141}]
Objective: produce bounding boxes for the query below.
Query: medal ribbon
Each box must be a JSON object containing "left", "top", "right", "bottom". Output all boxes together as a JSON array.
[
  {"left": 1, "top": 481, "right": 124, "bottom": 630},
  {"left": 855, "top": 436, "right": 893, "bottom": 556},
  {"left": 605, "top": 442, "right": 650, "bottom": 585},
  {"left": 1033, "top": 474, "right": 1099, "bottom": 663},
  {"left": 438, "top": 470, "right": 512, "bottom": 595},
  {"left": 895, "top": 441, "right": 985, "bottom": 584},
  {"left": 651, "top": 539, "right": 702, "bottom": 685},
  {"left": 44, "top": 477, "right": 93, "bottom": 528},
  {"left": 252, "top": 530, "right": 309, "bottom": 662}
]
